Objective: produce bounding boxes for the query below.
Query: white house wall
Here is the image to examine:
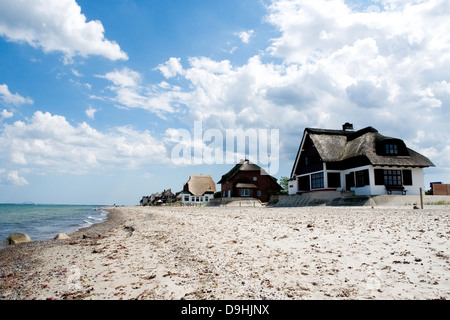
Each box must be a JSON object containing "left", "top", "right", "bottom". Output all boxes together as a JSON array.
[
  {"left": 289, "top": 166, "right": 425, "bottom": 196},
  {"left": 346, "top": 165, "right": 425, "bottom": 196},
  {"left": 369, "top": 166, "right": 425, "bottom": 196},
  {"left": 288, "top": 179, "right": 298, "bottom": 195},
  {"left": 341, "top": 165, "right": 372, "bottom": 196},
  {"left": 181, "top": 194, "right": 214, "bottom": 204}
]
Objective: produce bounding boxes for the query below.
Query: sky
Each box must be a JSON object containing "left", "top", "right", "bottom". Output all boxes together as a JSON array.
[{"left": 0, "top": 0, "right": 449, "bottom": 205}]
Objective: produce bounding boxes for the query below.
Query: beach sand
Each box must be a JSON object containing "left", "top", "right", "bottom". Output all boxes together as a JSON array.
[{"left": 1, "top": 205, "right": 449, "bottom": 300}]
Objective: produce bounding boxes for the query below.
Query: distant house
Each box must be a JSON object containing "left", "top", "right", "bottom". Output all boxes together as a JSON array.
[
  {"left": 140, "top": 188, "right": 182, "bottom": 206},
  {"left": 140, "top": 196, "right": 150, "bottom": 206},
  {"left": 289, "top": 124, "right": 435, "bottom": 196},
  {"left": 179, "top": 175, "right": 216, "bottom": 204},
  {"left": 161, "top": 189, "right": 176, "bottom": 204},
  {"left": 218, "top": 159, "right": 283, "bottom": 203},
  {"left": 150, "top": 192, "right": 163, "bottom": 205}
]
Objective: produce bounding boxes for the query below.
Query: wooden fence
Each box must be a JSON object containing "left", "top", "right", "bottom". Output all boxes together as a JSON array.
[{"left": 433, "top": 184, "right": 450, "bottom": 195}]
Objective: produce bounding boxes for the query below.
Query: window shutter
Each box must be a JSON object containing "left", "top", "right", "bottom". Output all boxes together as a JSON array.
[
  {"left": 403, "top": 170, "right": 413, "bottom": 186},
  {"left": 375, "top": 169, "right": 384, "bottom": 185},
  {"left": 363, "top": 169, "right": 370, "bottom": 186}
]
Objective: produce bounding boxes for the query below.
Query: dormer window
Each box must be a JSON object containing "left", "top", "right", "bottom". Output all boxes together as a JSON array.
[
  {"left": 376, "top": 138, "right": 409, "bottom": 157},
  {"left": 385, "top": 144, "right": 398, "bottom": 155}
]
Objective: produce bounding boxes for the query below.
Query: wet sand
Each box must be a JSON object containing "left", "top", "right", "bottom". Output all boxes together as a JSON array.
[{"left": 1, "top": 205, "right": 449, "bottom": 300}]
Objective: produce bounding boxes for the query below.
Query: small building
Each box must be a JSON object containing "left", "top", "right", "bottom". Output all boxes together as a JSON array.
[
  {"left": 141, "top": 189, "right": 177, "bottom": 206},
  {"left": 289, "top": 124, "right": 435, "bottom": 196},
  {"left": 140, "top": 196, "right": 150, "bottom": 206},
  {"left": 179, "top": 175, "right": 216, "bottom": 204},
  {"left": 161, "top": 189, "right": 176, "bottom": 204},
  {"left": 431, "top": 183, "right": 450, "bottom": 195},
  {"left": 218, "top": 159, "right": 282, "bottom": 203},
  {"left": 150, "top": 192, "right": 162, "bottom": 205}
]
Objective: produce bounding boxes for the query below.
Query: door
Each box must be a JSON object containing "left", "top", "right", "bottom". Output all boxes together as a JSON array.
[
  {"left": 345, "top": 172, "right": 355, "bottom": 191},
  {"left": 298, "top": 175, "right": 310, "bottom": 192}
]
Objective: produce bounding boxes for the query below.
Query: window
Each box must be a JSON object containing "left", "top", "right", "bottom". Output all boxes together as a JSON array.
[
  {"left": 205, "top": 196, "right": 209, "bottom": 202},
  {"left": 385, "top": 144, "right": 398, "bottom": 155},
  {"left": 257, "top": 190, "right": 261, "bottom": 197},
  {"left": 355, "top": 169, "right": 370, "bottom": 187},
  {"left": 184, "top": 196, "right": 189, "bottom": 202},
  {"left": 384, "top": 170, "right": 402, "bottom": 186},
  {"left": 241, "top": 189, "right": 250, "bottom": 197},
  {"left": 196, "top": 197, "right": 200, "bottom": 202},
  {"left": 253, "top": 177, "right": 257, "bottom": 181},
  {"left": 375, "top": 169, "right": 404, "bottom": 186},
  {"left": 402, "top": 170, "right": 413, "bottom": 186},
  {"left": 328, "top": 172, "right": 341, "bottom": 188},
  {"left": 311, "top": 172, "right": 324, "bottom": 189}
]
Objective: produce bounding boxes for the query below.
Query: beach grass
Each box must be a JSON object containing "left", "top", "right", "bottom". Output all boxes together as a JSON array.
[{"left": 425, "top": 200, "right": 450, "bottom": 205}]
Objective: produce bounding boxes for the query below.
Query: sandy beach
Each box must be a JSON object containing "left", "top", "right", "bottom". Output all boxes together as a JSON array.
[{"left": 1, "top": 204, "right": 449, "bottom": 300}]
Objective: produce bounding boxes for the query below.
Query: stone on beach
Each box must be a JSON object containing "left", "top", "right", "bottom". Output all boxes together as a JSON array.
[
  {"left": 3, "top": 233, "right": 32, "bottom": 245},
  {"left": 54, "top": 233, "right": 70, "bottom": 240}
]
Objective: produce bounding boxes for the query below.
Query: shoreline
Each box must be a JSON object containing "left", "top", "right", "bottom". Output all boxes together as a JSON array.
[
  {"left": 0, "top": 206, "right": 125, "bottom": 299},
  {"left": 1, "top": 205, "right": 449, "bottom": 300}
]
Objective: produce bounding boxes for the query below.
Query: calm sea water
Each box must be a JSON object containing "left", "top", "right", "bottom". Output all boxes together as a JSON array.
[{"left": 0, "top": 204, "right": 108, "bottom": 247}]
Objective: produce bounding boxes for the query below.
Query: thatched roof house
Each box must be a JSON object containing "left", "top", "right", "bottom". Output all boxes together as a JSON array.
[
  {"left": 218, "top": 159, "right": 282, "bottom": 202},
  {"left": 289, "top": 124, "right": 434, "bottom": 196},
  {"left": 161, "top": 189, "right": 176, "bottom": 203},
  {"left": 180, "top": 175, "right": 216, "bottom": 204}
]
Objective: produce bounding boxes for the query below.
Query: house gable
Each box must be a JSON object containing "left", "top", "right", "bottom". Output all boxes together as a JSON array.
[
  {"left": 293, "top": 134, "right": 324, "bottom": 176},
  {"left": 180, "top": 175, "right": 216, "bottom": 204},
  {"left": 220, "top": 159, "right": 282, "bottom": 202}
]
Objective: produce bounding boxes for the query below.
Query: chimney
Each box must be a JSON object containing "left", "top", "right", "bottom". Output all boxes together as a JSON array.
[{"left": 342, "top": 122, "right": 354, "bottom": 131}]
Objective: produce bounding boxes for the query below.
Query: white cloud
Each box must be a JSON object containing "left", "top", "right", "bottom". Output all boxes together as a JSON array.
[
  {"left": 97, "top": 68, "right": 141, "bottom": 87},
  {"left": 7, "top": 170, "right": 29, "bottom": 186},
  {"left": 235, "top": 30, "right": 254, "bottom": 44},
  {"left": 0, "top": 169, "right": 29, "bottom": 186},
  {"left": 0, "top": 0, "right": 128, "bottom": 63},
  {"left": 71, "top": 68, "right": 83, "bottom": 77},
  {"left": 85, "top": 106, "right": 97, "bottom": 120},
  {"left": 96, "top": 67, "right": 188, "bottom": 117},
  {"left": 0, "top": 111, "right": 169, "bottom": 177},
  {"left": 128, "top": 0, "right": 449, "bottom": 173},
  {"left": 0, "top": 84, "right": 33, "bottom": 106},
  {"left": 156, "top": 57, "right": 184, "bottom": 79},
  {"left": 1, "top": 109, "right": 13, "bottom": 119}
]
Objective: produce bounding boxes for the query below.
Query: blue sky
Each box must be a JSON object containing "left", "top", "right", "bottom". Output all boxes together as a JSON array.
[{"left": 0, "top": 0, "right": 449, "bottom": 205}]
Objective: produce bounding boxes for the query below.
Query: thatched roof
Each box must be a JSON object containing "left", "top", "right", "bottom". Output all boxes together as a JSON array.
[
  {"left": 304, "top": 126, "right": 435, "bottom": 168},
  {"left": 183, "top": 175, "right": 216, "bottom": 196},
  {"left": 218, "top": 159, "right": 270, "bottom": 184},
  {"left": 162, "top": 189, "right": 175, "bottom": 197}
]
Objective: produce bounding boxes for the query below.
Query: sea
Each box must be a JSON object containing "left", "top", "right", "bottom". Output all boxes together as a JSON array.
[{"left": 0, "top": 204, "right": 109, "bottom": 248}]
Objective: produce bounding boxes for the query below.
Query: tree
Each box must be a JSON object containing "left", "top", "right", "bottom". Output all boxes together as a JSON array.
[{"left": 279, "top": 176, "right": 289, "bottom": 195}]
